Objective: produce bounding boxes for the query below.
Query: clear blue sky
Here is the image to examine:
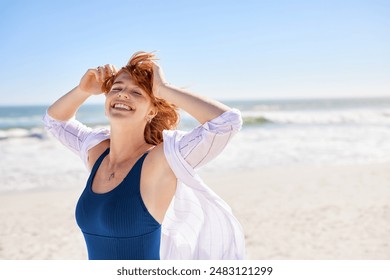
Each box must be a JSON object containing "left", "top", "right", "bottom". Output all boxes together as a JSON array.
[{"left": 0, "top": 0, "right": 389, "bottom": 105}]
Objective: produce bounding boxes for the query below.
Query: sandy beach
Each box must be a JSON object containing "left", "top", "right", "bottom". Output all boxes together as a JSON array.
[{"left": 1, "top": 162, "right": 389, "bottom": 260}]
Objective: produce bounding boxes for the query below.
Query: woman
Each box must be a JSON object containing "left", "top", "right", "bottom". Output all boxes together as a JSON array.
[{"left": 43, "top": 51, "right": 245, "bottom": 260}]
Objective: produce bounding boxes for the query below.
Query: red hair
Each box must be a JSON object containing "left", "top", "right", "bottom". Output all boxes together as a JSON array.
[{"left": 102, "top": 52, "right": 179, "bottom": 145}]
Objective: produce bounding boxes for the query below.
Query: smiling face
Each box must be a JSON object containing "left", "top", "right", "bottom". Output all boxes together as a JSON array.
[{"left": 104, "top": 71, "right": 155, "bottom": 126}]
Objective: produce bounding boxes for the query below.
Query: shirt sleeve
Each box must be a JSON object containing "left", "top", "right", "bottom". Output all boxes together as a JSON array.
[
  {"left": 42, "top": 111, "right": 110, "bottom": 169},
  {"left": 176, "top": 108, "right": 243, "bottom": 169}
]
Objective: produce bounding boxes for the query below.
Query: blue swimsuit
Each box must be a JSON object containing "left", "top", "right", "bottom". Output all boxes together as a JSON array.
[{"left": 75, "top": 148, "right": 161, "bottom": 260}]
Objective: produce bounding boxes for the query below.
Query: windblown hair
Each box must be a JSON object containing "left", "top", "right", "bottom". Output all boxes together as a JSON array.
[{"left": 102, "top": 52, "right": 180, "bottom": 145}]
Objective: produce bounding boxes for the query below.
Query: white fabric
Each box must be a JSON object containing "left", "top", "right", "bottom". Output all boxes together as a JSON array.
[
  {"left": 42, "top": 114, "right": 110, "bottom": 167},
  {"left": 43, "top": 109, "right": 246, "bottom": 259}
]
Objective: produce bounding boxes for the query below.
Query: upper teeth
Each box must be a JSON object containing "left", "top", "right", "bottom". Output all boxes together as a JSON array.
[{"left": 114, "top": 103, "right": 131, "bottom": 110}]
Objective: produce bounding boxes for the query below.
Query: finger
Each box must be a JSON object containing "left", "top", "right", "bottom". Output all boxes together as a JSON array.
[
  {"left": 98, "top": 66, "right": 106, "bottom": 82},
  {"left": 104, "top": 64, "right": 114, "bottom": 77},
  {"left": 152, "top": 60, "right": 160, "bottom": 68},
  {"left": 108, "top": 64, "right": 117, "bottom": 75},
  {"left": 96, "top": 66, "right": 102, "bottom": 81},
  {"left": 103, "top": 64, "right": 116, "bottom": 77},
  {"left": 152, "top": 61, "right": 162, "bottom": 74}
]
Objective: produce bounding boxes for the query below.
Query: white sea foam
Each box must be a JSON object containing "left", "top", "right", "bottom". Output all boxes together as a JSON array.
[
  {"left": 241, "top": 108, "right": 390, "bottom": 126},
  {"left": 0, "top": 136, "right": 88, "bottom": 193},
  {"left": 200, "top": 124, "right": 390, "bottom": 172}
]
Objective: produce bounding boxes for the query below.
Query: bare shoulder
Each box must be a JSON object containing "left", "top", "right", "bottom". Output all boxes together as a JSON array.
[
  {"left": 144, "top": 143, "right": 175, "bottom": 180},
  {"left": 87, "top": 139, "right": 110, "bottom": 170}
]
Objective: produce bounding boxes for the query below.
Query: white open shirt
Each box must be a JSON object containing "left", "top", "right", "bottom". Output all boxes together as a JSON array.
[{"left": 43, "top": 109, "right": 246, "bottom": 259}]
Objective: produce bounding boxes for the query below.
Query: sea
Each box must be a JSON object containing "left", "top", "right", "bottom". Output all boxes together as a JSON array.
[{"left": 1, "top": 97, "right": 390, "bottom": 192}]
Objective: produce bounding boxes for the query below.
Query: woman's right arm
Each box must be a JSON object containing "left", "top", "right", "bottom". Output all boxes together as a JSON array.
[
  {"left": 44, "top": 65, "right": 115, "bottom": 169},
  {"left": 47, "top": 86, "right": 92, "bottom": 121}
]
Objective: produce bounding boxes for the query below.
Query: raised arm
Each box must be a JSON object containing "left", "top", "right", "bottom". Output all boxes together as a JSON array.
[
  {"left": 48, "top": 65, "right": 116, "bottom": 120},
  {"left": 153, "top": 62, "right": 242, "bottom": 170},
  {"left": 43, "top": 65, "right": 115, "bottom": 169},
  {"left": 152, "top": 62, "right": 231, "bottom": 124}
]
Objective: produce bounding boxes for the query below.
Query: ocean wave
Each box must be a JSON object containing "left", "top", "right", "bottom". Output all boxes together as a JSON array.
[
  {"left": 241, "top": 115, "right": 272, "bottom": 125},
  {"left": 0, "top": 116, "right": 45, "bottom": 130},
  {"left": 0, "top": 128, "right": 47, "bottom": 140},
  {"left": 241, "top": 109, "right": 390, "bottom": 126}
]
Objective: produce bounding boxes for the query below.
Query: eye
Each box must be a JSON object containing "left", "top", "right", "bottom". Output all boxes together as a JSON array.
[
  {"left": 110, "top": 87, "right": 121, "bottom": 92},
  {"left": 132, "top": 91, "right": 142, "bottom": 96}
]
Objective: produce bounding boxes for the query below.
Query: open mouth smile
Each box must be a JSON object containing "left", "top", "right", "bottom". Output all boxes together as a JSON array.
[{"left": 111, "top": 102, "right": 135, "bottom": 111}]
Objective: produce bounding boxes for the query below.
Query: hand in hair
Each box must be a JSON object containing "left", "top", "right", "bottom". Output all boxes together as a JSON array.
[
  {"left": 79, "top": 64, "right": 117, "bottom": 95},
  {"left": 152, "top": 61, "right": 169, "bottom": 98}
]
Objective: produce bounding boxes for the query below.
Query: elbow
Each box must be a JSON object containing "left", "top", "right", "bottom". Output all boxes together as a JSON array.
[
  {"left": 232, "top": 109, "right": 243, "bottom": 131},
  {"left": 223, "top": 108, "right": 243, "bottom": 132},
  {"left": 46, "top": 106, "right": 59, "bottom": 121},
  {"left": 46, "top": 106, "right": 75, "bottom": 122},
  {"left": 204, "top": 108, "right": 243, "bottom": 134},
  {"left": 47, "top": 106, "right": 63, "bottom": 121},
  {"left": 47, "top": 105, "right": 57, "bottom": 118}
]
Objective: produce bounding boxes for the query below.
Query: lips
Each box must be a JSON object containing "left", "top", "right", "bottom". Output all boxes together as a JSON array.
[{"left": 111, "top": 102, "right": 134, "bottom": 111}]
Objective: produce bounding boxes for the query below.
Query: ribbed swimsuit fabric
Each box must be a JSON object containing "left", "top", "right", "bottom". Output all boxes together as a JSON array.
[{"left": 75, "top": 148, "right": 161, "bottom": 260}]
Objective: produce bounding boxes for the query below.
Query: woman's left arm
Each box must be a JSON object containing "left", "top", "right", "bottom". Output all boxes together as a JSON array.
[
  {"left": 154, "top": 62, "right": 242, "bottom": 170},
  {"left": 153, "top": 62, "right": 231, "bottom": 124}
]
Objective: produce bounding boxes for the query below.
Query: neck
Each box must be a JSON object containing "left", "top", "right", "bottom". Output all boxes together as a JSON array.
[{"left": 108, "top": 121, "right": 152, "bottom": 167}]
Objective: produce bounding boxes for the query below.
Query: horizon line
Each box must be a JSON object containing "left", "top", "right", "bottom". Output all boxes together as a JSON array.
[{"left": 1, "top": 94, "right": 390, "bottom": 107}]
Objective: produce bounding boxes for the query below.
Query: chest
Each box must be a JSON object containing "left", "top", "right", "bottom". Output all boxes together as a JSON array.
[
  {"left": 91, "top": 150, "right": 151, "bottom": 194},
  {"left": 92, "top": 163, "right": 134, "bottom": 194}
]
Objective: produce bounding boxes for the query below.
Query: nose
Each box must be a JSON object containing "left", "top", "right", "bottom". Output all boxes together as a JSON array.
[{"left": 117, "top": 91, "right": 129, "bottom": 99}]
